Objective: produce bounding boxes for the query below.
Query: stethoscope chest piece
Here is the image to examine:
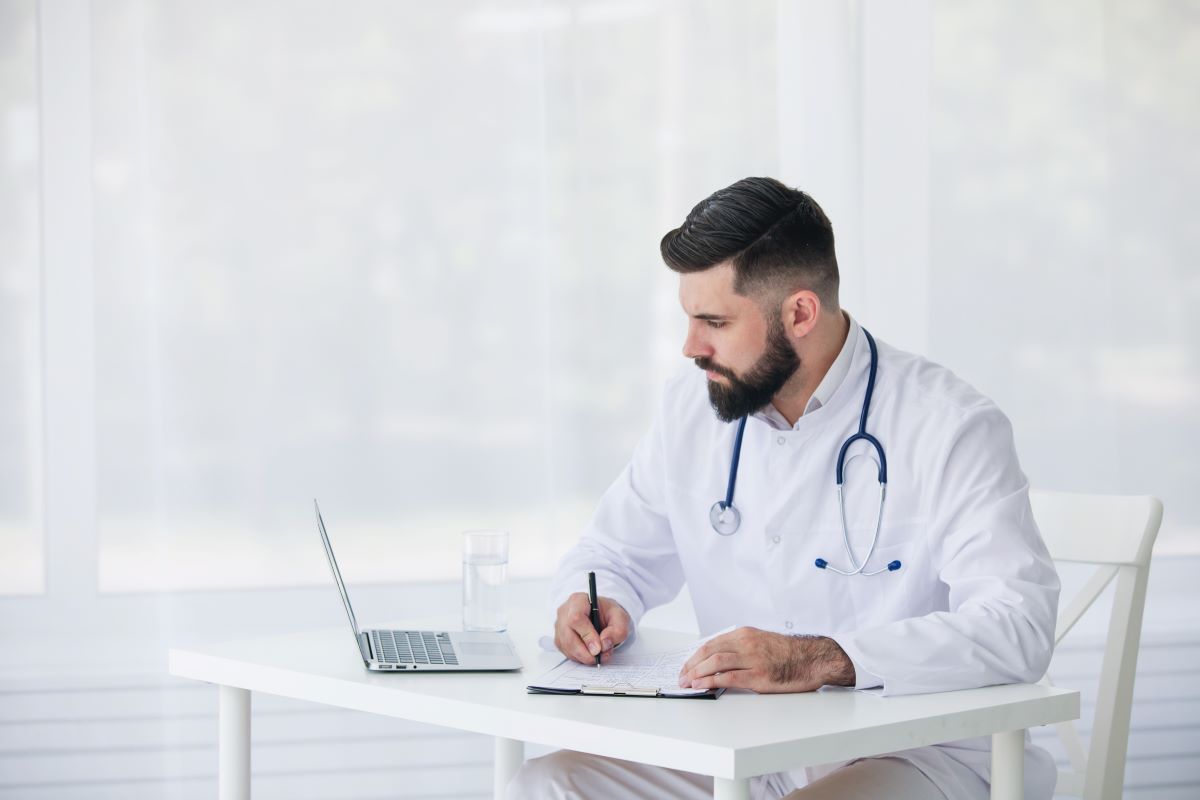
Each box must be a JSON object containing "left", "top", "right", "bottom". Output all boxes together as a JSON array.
[
  {"left": 707, "top": 327, "right": 898, "bottom": 576},
  {"left": 709, "top": 501, "right": 741, "bottom": 536}
]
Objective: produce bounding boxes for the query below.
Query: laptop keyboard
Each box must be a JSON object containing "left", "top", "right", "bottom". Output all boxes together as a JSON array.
[{"left": 371, "top": 630, "right": 458, "bottom": 666}]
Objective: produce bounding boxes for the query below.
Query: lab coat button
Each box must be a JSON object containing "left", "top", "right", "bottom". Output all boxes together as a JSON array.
[
  {"left": 784, "top": 621, "right": 793, "bottom": 629},
  {"left": 776, "top": 436, "right": 785, "bottom": 445},
  {"left": 772, "top": 535, "right": 781, "bottom": 544}
]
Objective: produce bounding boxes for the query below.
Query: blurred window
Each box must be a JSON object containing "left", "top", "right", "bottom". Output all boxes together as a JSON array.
[
  {"left": 0, "top": 0, "right": 43, "bottom": 596},
  {"left": 930, "top": 1, "right": 1200, "bottom": 553},
  {"left": 91, "top": 0, "right": 780, "bottom": 591}
]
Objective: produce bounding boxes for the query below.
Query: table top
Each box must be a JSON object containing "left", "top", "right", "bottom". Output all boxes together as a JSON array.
[{"left": 169, "top": 615, "right": 1079, "bottom": 780}]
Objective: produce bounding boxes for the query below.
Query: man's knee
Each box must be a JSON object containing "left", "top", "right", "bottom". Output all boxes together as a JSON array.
[
  {"left": 790, "top": 757, "right": 949, "bottom": 800},
  {"left": 504, "top": 750, "right": 583, "bottom": 800},
  {"left": 505, "top": 750, "right": 715, "bottom": 800}
]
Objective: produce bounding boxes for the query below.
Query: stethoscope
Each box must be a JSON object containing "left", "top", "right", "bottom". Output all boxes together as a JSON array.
[{"left": 708, "top": 328, "right": 901, "bottom": 576}]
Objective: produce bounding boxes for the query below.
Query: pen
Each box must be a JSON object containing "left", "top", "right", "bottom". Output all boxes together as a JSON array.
[{"left": 588, "top": 571, "right": 602, "bottom": 668}]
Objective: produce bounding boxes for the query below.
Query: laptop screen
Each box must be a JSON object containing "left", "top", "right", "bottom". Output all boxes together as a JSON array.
[{"left": 313, "top": 500, "right": 365, "bottom": 647}]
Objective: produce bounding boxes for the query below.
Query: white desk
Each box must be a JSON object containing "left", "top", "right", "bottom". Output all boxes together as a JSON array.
[{"left": 169, "top": 617, "right": 1078, "bottom": 800}]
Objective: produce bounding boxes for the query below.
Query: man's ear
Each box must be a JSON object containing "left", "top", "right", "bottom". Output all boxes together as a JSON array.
[{"left": 782, "top": 290, "right": 821, "bottom": 339}]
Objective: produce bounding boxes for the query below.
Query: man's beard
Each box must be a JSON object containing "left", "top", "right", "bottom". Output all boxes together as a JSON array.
[{"left": 695, "top": 319, "right": 800, "bottom": 423}]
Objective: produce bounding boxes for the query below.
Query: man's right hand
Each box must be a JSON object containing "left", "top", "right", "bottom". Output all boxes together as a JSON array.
[{"left": 554, "top": 592, "right": 631, "bottom": 665}]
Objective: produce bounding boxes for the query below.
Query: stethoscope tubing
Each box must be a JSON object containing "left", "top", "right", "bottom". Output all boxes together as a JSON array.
[
  {"left": 709, "top": 327, "right": 900, "bottom": 575},
  {"left": 722, "top": 417, "right": 747, "bottom": 512}
]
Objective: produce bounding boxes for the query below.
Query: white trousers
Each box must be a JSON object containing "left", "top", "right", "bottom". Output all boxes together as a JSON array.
[{"left": 504, "top": 750, "right": 950, "bottom": 800}]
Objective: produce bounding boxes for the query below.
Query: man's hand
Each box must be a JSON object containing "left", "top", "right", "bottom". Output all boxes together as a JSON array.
[
  {"left": 677, "top": 626, "right": 856, "bottom": 693},
  {"left": 554, "top": 593, "right": 631, "bottom": 665}
]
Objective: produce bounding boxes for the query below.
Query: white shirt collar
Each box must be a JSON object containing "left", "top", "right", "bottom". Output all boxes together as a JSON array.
[{"left": 755, "top": 312, "right": 859, "bottom": 431}]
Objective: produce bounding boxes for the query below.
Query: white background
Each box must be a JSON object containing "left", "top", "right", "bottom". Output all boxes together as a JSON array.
[{"left": 1, "top": 1, "right": 1197, "bottom": 797}]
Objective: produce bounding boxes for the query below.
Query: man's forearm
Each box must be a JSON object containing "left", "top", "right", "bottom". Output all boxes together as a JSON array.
[
  {"left": 819, "top": 636, "right": 857, "bottom": 686},
  {"left": 783, "top": 635, "right": 856, "bottom": 687}
]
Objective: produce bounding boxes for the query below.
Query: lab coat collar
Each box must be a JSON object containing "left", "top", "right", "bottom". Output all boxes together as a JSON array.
[{"left": 755, "top": 312, "right": 861, "bottom": 431}]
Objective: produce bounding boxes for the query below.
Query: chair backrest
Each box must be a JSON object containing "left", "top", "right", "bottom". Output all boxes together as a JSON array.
[{"left": 1030, "top": 491, "right": 1163, "bottom": 800}]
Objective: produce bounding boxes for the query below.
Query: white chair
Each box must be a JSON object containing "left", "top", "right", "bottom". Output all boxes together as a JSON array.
[{"left": 1030, "top": 491, "right": 1163, "bottom": 800}]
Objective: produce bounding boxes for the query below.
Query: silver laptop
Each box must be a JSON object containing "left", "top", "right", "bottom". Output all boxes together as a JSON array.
[{"left": 314, "top": 500, "right": 522, "bottom": 672}]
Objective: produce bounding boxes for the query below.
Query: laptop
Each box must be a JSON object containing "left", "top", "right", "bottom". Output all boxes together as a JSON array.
[{"left": 314, "top": 500, "right": 522, "bottom": 672}]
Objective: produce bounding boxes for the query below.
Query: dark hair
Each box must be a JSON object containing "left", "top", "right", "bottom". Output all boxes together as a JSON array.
[{"left": 660, "top": 177, "right": 839, "bottom": 309}]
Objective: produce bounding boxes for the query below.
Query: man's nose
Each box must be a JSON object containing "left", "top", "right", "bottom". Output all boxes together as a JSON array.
[{"left": 682, "top": 326, "right": 711, "bottom": 360}]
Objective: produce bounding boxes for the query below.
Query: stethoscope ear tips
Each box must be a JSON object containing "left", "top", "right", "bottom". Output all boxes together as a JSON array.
[{"left": 814, "top": 557, "right": 900, "bottom": 574}]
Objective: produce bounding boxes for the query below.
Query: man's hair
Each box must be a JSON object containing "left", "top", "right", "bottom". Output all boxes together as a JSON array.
[{"left": 659, "top": 177, "right": 839, "bottom": 310}]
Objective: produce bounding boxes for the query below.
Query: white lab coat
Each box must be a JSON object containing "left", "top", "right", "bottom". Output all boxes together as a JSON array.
[{"left": 550, "top": 319, "right": 1061, "bottom": 798}]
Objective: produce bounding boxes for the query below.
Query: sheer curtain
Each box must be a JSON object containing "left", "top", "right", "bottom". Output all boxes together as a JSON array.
[
  {"left": 926, "top": 0, "right": 1200, "bottom": 554},
  {"left": 929, "top": 0, "right": 1200, "bottom": 554},
  {"left": 89, "top": 0, "right": 780, "bottom": 592},
  {"left": 926, "top": 2, "right": 1200, "bottom": 793},
  {"left": 3, "top": 1, "right": 1199, "bottom": 796},
  {"left": 4, "top": 4, "right": 787, "bottom": 796},
  {"left": 0, "top": 0, "right": 41, "bottom": 596}
]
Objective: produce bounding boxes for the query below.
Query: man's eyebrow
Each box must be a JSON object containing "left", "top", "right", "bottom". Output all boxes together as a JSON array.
[{"left": 691, "top": 313, "right": 731, "bottom": 321}]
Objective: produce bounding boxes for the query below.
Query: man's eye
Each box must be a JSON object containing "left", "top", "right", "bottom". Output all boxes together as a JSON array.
[{"left": 706, "top": 321, "right": 726, "bottom": 329}]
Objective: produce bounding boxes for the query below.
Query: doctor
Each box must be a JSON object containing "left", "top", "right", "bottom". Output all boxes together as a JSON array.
[{"left": 507, "top": 177, "right": 1060, "bottom": 800}]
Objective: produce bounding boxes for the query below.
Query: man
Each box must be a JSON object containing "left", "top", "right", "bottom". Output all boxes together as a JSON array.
[{"left": 507, "top": 177, "right": 1060, "bottom": 799}]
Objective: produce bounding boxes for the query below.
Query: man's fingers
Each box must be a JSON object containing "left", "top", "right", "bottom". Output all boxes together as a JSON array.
[
  {"left": 680, "top": 652, "right": 741, "bottom": 685},
  {"left": 560, "top": 627, "right": 595, "bottom": 664},
  {"left": 582, "top": 597, "right": 625, "bottom": 654},
  {"left": 686, "top": 668, "right": 748, "bottom": 691},
  {"left": 680, "top": 643, "right": 710, "bottom": 676},
  {"left": 571, "top": 617, "right": 603, "bottom": 657},
  {"left": 554, "top": 625, "right": 594, "bottom": 665},
  {"left": 555, "top": 594, "right": 632, "bottom": 664},
  {"left": 598, "top": 600, "right": 630, "bottom": 645},
  {"left": 679, "top": 633, "right": 737, "bottom": 678},
  {"left": 555, "top": 593, "right": 603, "bottom": 664},
  {"left": 598, "top": 620, "right": 628, "bottom": 652}
]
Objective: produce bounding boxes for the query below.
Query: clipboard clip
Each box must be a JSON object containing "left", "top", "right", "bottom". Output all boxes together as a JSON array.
[{"left": 580, "top": 684, "right": 660, "bottom": 697}]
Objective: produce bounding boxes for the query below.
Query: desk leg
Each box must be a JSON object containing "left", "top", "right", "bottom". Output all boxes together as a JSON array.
[
  {"left": 990, "top": 728, "right": 1024, "bottom": 800},
  {"left": 714, "top": 777, "right": 750, "bottom": 800},
  {"left": 493, "top": 736, "right": 524, "bottom": 800},
  {"left": 219, "top": 686, "right": 251, "bottom": 800}
]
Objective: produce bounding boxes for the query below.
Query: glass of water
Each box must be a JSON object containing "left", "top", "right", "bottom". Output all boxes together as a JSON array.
[{"left": 462, "top": 529, "right": 508, "bottom": 632}]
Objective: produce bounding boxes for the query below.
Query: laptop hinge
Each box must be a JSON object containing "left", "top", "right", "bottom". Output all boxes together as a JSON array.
[{"left": 358, "top": 632, "right": 373, "bottom": 663}]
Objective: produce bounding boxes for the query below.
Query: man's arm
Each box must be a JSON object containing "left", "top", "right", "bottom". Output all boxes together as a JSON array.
[
  {"left": 679, "top": 629, "right": 856, "bottom": 693},
  {"left": 679, "top": 404, "right": 1057, "bottom": 696},
  {"left": 549, "top": 393, "right": 685, "bottom": 657}
]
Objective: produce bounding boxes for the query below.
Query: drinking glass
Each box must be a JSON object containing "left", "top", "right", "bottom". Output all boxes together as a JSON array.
[{"left": 462, "top": 529, "right": 508, "bottom": 631}]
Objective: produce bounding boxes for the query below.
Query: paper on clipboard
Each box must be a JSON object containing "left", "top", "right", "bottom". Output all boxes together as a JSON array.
[{"left": 527, "top": 626, "right": 735, "bottom": 698}]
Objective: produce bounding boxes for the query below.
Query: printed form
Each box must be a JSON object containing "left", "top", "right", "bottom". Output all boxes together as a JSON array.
[{"left": 529, "top": 627, "right": 734, "bottom": 697}]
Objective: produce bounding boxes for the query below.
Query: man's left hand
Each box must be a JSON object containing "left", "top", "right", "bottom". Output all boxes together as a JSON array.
[{"left": 677, "top": 626, "right": 856, "bottom": 693}]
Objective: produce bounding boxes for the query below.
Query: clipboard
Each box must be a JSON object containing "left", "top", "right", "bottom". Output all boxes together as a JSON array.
[
  {"left": 527, "top": 629, "right": 738, "bottom": 700},
  {"left": 526, "top": 682, "right": 724, "bottom": 699}
]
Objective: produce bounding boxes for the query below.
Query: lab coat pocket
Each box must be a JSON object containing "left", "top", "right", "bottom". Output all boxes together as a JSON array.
[{"left": 811, "top": 523, "right": 924, "bottom": 629}]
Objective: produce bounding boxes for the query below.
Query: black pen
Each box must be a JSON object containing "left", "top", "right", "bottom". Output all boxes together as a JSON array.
[{"left": 588, "top": 571, "right": 602, "bottom": 668}]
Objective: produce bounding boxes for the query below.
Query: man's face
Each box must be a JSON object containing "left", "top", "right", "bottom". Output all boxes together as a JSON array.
[{"left": 679, "top": 263, "right": 800, "bottom": 423}]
